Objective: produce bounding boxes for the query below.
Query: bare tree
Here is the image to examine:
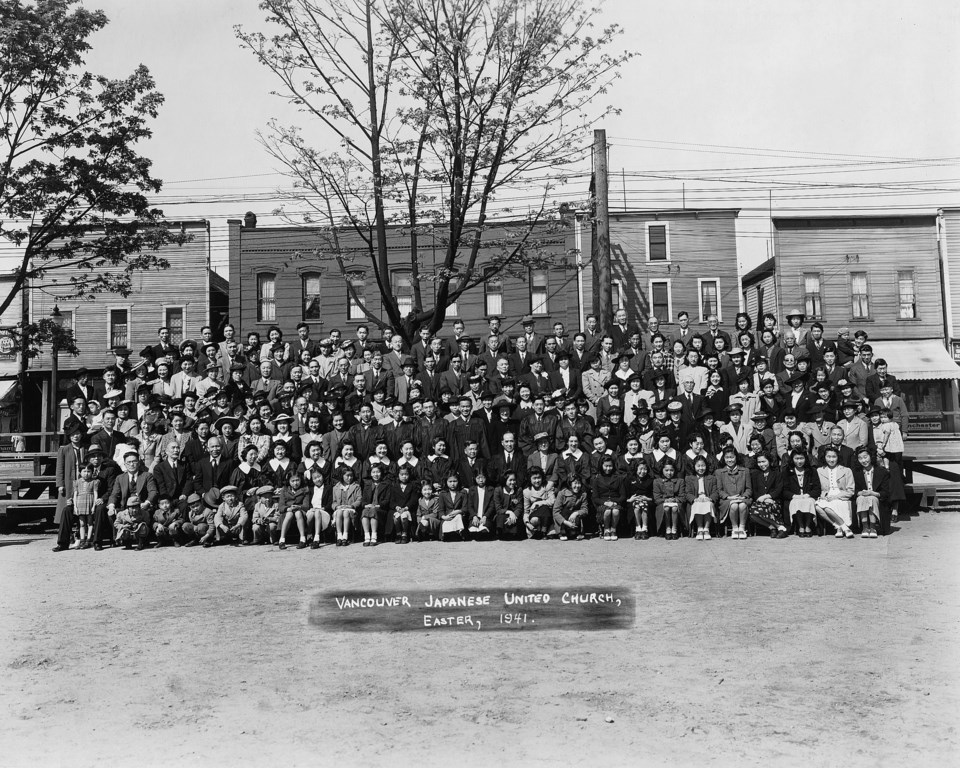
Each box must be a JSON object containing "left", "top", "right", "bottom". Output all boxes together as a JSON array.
[{"left": 238, "top": 0, "right": 633, "bottom": 344}]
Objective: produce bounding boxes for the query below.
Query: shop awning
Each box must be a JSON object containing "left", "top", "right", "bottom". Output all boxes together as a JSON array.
[{"left": 870, "top": 340, "right": 960, "bottom": 380}]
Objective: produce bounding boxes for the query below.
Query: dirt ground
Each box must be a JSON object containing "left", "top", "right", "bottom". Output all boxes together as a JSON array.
[{"left": 2, "top": 513, "right": 958, "bottom": 768}]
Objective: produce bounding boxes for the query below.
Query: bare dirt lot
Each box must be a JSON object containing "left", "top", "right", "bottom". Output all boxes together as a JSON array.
[{"left": 2, "top": 514, "right": 959, "bottom": 768}]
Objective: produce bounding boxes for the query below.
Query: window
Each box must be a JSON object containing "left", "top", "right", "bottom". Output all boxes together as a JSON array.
[
  {"left": 392, "top": 269, "right": 414, "bottom": 317},
  {"left": 698, "top": 279, "right": 719, "bottom": 322},
  {"left": 897, "top": 270, "right": 917, "bottom": 319},
  {"left": 611, "top": 279, "right": 624, "bottom": 312},
  {"left": 109, "top": 309, "right": 128, "bottom": 349},
  {"left": 347, "top": 271, "right": 366, "bottom": 320},
  {"left": 803, "top": 273, "right": 822, "bottom": 319},
  {"left": 445, "top": 272, "right": 461, "bottom": 317},
  {"left": 58, "top": 310, "right": 74, "bottom": 334},
  {"left": 257, "top": 273, "right": 276, "bottom": 323},
  {"left": 165, "top": 307, "right": 184, "bottom": 345},
  {"left": 301, "top": 272, "right": 322, "bottom": 321},
  {"left": 649, "top": 279, "right": 672, "bottom": 322},
  {"left": 646, "top": 223, "right": 669, "bottom": 261},
  {"left": 530, "top": 269, "right": 549, "bottom": 315},
  {"left": 851, "top": 272, "right": 870, "bottom": 319},
  {"left": 484, "top": 269, "right": 503, "bottom": 316}
]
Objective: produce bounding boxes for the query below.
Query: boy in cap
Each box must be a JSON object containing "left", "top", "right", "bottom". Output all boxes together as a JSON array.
[
  {"left": 115, "top": 495, "right": 150, "bottom": 550},
  {"left": 213, "top": 486, "right": 248, "bottom": 546},
  {"left": 182, "top": 492, "right": 215, "bottom": 547},
  {"left": 251, "top": 485, "right": 280, "bottom": 545}
]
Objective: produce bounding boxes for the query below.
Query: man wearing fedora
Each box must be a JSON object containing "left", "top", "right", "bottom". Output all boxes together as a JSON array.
[{"left": 517, "top": 315, "right": 544, "bottom": 355}]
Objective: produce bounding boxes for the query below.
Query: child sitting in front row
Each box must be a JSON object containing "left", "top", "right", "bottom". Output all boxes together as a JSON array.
[
  {"left": 416, "top": 480, "right": 441, "bottom": 541},
  {"left": 332, "top": 467, "right": 361, "bottom": 546},
  {"left": 278, "top": 472, "right": 310, "bottom": 550},
  {"left": 438, "top": 472, "right": 466, "bottom": 542},
  {"left": 251, "top": 485, "right": 279, "bottom": 545}
]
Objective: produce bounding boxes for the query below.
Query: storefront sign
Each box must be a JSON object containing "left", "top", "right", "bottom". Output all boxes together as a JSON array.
[{"left": 909, "top": 414, "right": 947, "bottom": 433}]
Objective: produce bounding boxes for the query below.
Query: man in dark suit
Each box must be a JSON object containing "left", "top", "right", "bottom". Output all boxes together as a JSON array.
[
  {"left": 394, "top": 357, "right": 418, "bottom": 404},
  {"left": 486, "top": 431, "right": 526, "bottom": 486},
  {"left": 540, "top": 338, "right": 561, "bottom": 373},
  {"left": 508, "top": 336, "right": 535, "bottom": 376},
  {"left": 668, "top": 311, "right": 696, "bottom": 347},
  {"left": 699, "top": 315, "right": 732, "bottom": 353},
  {"left": 52, "top": 425, "right": 88, "bottom": 551},
  {"left": 150, "top": 326, "right": 181, "bottom": 363},
  {"left": 382, "top": 335, "right": 408, "bottom": 378},
  {"left": 518, "top": 397, "right": 561, "bottom": 456},
  {"left": 65, "top": 367, "right": 98, "bottom": 405},
  {"left": 439, "top": 355, "right": 469, "bottom": 399},
  {"left": 818, "top": 427, "right": 856, "bottom": 470},
  {"left": 363, "top": 352, "right": 396, "bottom": 400},
  {"left": 609, "top": 308, "right": 639, "bottom": 353},
  {"left": 292, "top": 323, "right": 321, "bottom": 359},
  {"left": 804, "top": 322, "right": 834, "bottom": 368},
  {"left": 327, "top": 356, "right": 355, "bottom": 394},
  {"left": 865, "top": 360, "right": 900, "bottom": 402},
  {"left": 152, "top": 441, "right": 196, "bottom": 512},
  {"left": 415, "top": 356, "right": 443, "bottom": 403},
  {"left": 548, "top": 322, "right": 573, "bottom": 355},
  {"left": 517, "top": 315, "right": 544, "bottom": 355},
  {"left": 582, "top": 314, "right": 604, "bottom": 356},
  {"left": 411, "top": 326, "right": 435, "bottom": 372},
  {"left": 195, "top": 436, "right": 236, "bottom": 493},
  {"left": 548, "top": 352, "right": 581, "bottom": 401},
  {"left": 443, "top": 320, "right": 469, "bottom": 360},
  {"left": 107, "top": 450, "right": 159, "bottom": 518},
  {"left": 674, "top": 375, "right": 704, "bottom": 426},
  {"left": 85, "top": 447, "right": 121, "bottom": 550},
  {"left": 90, "top": 409, "right": 125, "bottom": 460}
]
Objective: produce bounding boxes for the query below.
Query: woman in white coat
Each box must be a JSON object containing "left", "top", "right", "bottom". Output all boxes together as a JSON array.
[{"left": 815, "top": 446, "right": 855, "bottom": 538}]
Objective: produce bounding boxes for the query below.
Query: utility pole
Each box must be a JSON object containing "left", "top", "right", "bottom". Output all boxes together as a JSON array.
[{"left": 593, "top": 129, "right": 612, "bottom": 329}]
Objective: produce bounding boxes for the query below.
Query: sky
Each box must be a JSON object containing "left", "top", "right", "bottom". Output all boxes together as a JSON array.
[{"left": 58, "top": 0, "right": 960, "bottom": 277}]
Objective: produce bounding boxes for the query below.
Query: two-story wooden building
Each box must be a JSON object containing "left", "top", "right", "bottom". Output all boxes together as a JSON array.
[
  {"left": 24, "top": 220, "right": 227, "bottom": 427},
  {"left": 586, "top": 209, "right": 742, "bottom": 333},
  {"left": 747, "top": 214, "right": 960, "bottom": 434},
  {"left": 227, "top": 214, "right": 582, "bottom": 342}
]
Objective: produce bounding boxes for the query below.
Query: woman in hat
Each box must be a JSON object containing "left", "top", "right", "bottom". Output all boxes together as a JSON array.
[
  {"left": 782, "top": 309, "right": 808, "bottom": 346},
  {"left": 815, "top": 446, "right": 856, "bottom": 538},
  {"left": 270, "top": 413, "right": 302, "bottom": 463}
]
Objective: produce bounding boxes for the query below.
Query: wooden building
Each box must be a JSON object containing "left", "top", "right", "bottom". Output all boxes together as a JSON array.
[
  {"left": 227, "top": 215, "right": 583, "bottom": 342},
  {"left": 587, "top": 209, "right": 742, "bottom": 332},
  {"left": 740, "top": 257, "right": 776, "bottom": 326},
  {"left": 938, "top": 207, "right": 960, "bottom": 362},
  {"left": 24, "top": 220, "right": 226, "bottom": 424},
  {"left": 767, "top": 214, "right": 959, "bottom": 434}
]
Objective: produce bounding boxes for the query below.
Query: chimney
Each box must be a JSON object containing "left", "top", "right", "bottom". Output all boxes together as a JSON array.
[{"left": 243, "top": 211, "right": 257, "bottom": 228}]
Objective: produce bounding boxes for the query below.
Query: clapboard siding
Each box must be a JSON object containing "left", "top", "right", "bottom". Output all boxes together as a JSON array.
[
  {"left": 941, "top": 208, "right": 960, "bottom": 340},
  {"left": 228, "top": 220, "right": 581, "bottom": 341},
  {"left": 607, "top": 210, "right": 741, "bottom": 330},
  {"left": 29, "top": 221, "right": 211, "bottom": 371},
  {"left": 773, "top": 216, "right": 942, "bottom": 340}
]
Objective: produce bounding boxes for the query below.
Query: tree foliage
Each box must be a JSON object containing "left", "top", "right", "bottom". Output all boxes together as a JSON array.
[
  {"left": 0, "top": 0, "right": 183, "bottom": 321},
  {"left": 238, "top": 0, "right": 633, "bottom": 343}
]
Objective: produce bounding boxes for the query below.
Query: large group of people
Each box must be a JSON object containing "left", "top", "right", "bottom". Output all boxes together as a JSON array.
[{"left": 51, "top": 305, "right": 909, "bottom": 552}]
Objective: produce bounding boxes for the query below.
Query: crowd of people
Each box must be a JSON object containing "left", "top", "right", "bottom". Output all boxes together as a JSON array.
[{"left": 51, "top": 305, "right": 909, "bottom": 552}]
